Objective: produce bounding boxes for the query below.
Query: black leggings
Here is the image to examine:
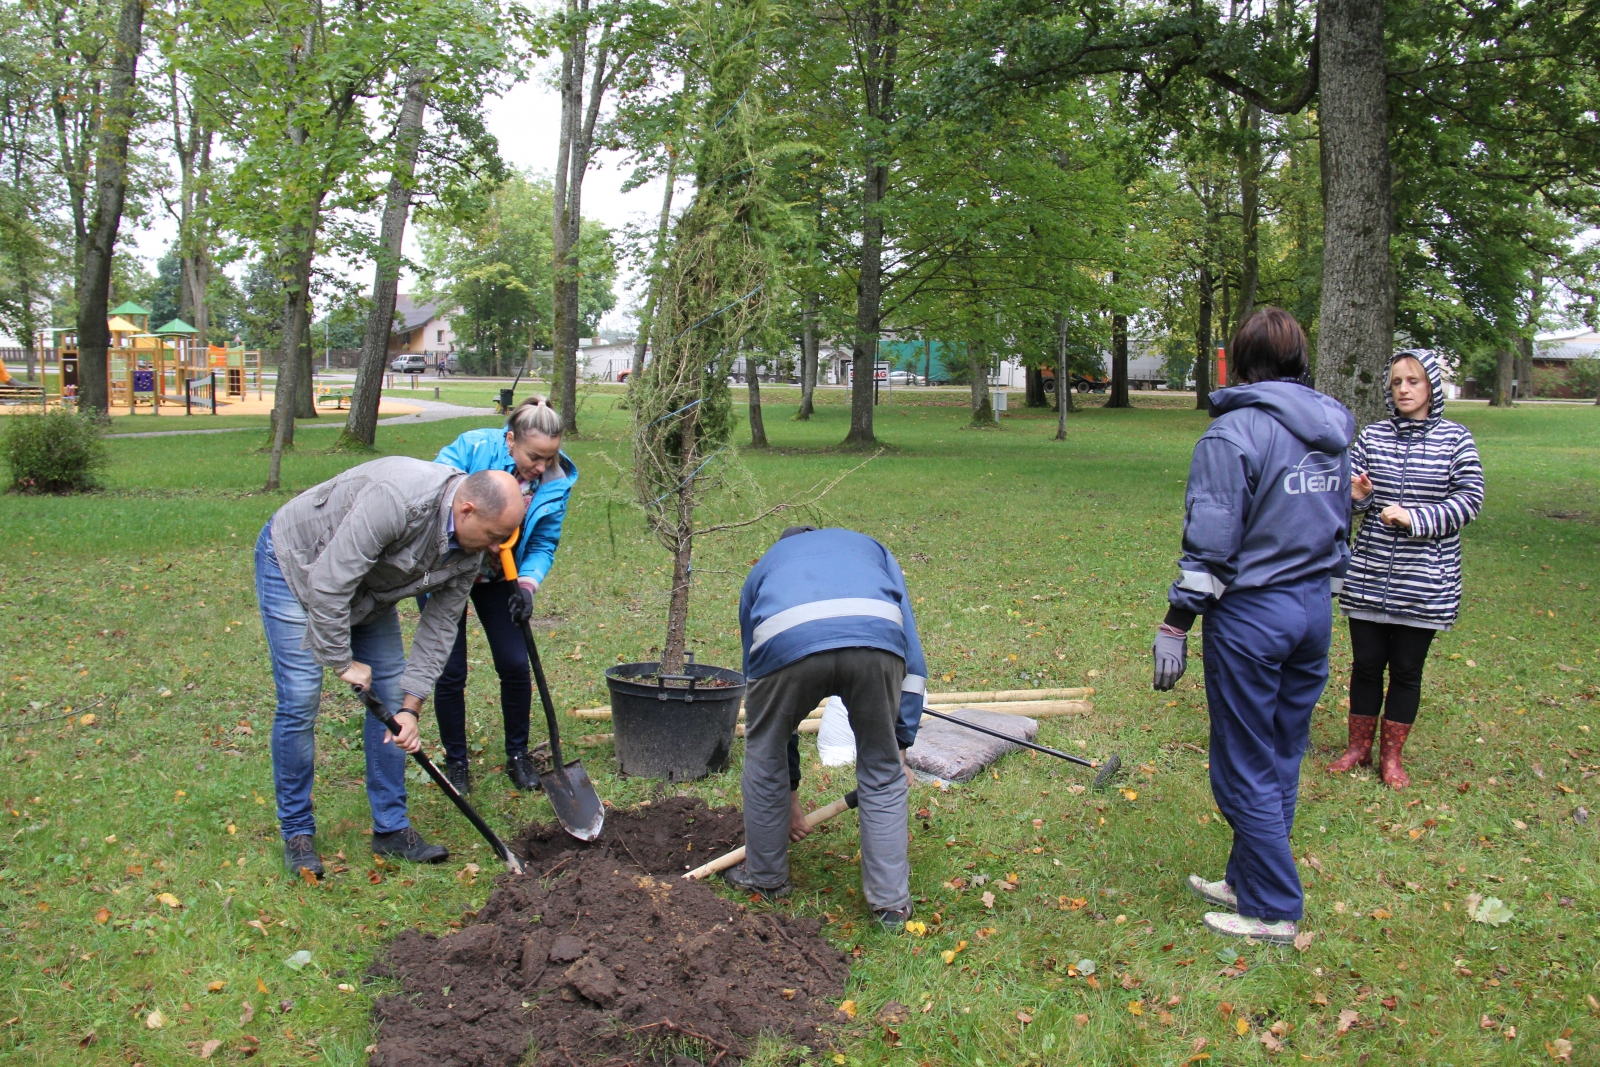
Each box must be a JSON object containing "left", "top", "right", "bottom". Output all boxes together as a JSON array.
[
  {"left": 433, "top": 580, "right": 532, "bottom": 762},
  {"left": 1347, "top": 618, "right": 1437, "bottom": 724}
]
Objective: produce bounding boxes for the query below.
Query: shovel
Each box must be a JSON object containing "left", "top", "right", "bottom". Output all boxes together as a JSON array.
[
  {"left": 517, "top": 619, "right": 607, "bottom": 841},
  {"left": 352, "top": 685, "right": 525, "bottom": 875},
  {"left": 920, "top": 705, "right": 1122, "bottom": 789}
]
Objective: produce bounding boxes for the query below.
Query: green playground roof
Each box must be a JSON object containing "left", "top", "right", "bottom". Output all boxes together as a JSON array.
[
  {"left": 110, "top": 301, "right": 152, "bottom": 316},
  {"left": 155, "top": 318, "right": 198, "bottom": 335}
]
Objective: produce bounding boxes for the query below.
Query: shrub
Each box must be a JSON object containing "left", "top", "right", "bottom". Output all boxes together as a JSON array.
[{"left": 1, "top": 410, "right": 110, "bottom": 493}]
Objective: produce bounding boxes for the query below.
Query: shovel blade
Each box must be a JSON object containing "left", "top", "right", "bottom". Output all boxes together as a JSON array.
[{"left": 541, "top": 758, "right": 606, "bottom": 841}]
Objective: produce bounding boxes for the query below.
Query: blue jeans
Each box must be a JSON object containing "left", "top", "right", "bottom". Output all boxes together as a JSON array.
[
  {"left": 1203, "top": 578, "right": 1332, "bottom": 923},
  {"left": 255, "top": 523, "right": 410, "bottom": 840}
]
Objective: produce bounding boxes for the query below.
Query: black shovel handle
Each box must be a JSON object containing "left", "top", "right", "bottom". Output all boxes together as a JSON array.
[
  {"left": 353, "top": 686, "right": 525, "bottom": 876},
  {"left": 920, "top": 705, "right": 1101, "bottom": 770},
  {"left": 517, "top": 620, "right": 566, "bottom": 771}
]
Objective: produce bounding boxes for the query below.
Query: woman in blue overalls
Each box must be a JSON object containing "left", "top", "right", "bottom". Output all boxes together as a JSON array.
[
  {"left": 1150, "top": 308, "right": 1354, "bottom": 943},
  {"left": 433, "top": 396, "right": 576, "bottom": 793}
]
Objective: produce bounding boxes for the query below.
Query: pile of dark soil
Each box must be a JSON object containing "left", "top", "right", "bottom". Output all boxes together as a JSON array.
[
  {"left": 369, "top": 799, "right": 848, "bottom": 1067},
  {"left": 510, "top": 795, "right": 744, "bottom": 875}
]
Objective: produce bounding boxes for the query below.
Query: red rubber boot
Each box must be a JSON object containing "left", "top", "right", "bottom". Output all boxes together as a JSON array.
[
  {"left": 1325, "top": 714, "right": 1378, "bottom": 775},
  {"left": 1379, "top": 718, "right": 1414, "bottom": 790}
]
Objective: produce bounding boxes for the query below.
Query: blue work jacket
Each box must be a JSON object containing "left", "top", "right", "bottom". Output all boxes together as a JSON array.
[{"left": 435, "top": 427, "right": 577, "bottom": 587}]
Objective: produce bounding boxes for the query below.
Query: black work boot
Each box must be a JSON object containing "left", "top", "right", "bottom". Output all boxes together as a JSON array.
[
  {"left": 506, "top": 752, "right": 541, "bottom": 792},
  {"left": 372, "top": 826, "right": 448, "bottom": 864},
  {"left": 444, "top": 758, "right": 472, "bottom": 795},
  {"left": 721, "top": 861, "right": 791, "bottom": 901},
  {"left": 283, "top": 835, "right": 323, "bottom": 880}
]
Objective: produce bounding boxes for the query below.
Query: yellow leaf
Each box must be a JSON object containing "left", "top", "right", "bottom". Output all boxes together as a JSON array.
[
  {"left": 156, "top": 893, "right": 182, "bottom": 909},
  {"left": 941, "top": 950, "right": 957, "bottom": 964},
  {"left": 257, "top": 978, "right": 270, "bottom": 995},
  {"left": 904, "top": 920, "right": 927, "bottom": 937},
  {"left": 1127, "top": 1001, "right": 1143, "bottom": 1016},
  {"left": 838, "top": 1000, "right": 857, "bottom": 1020},
  {"left": 1235, "top": 1018, "right": 1250, "bottom": 1036},
  {"left": 1122, "top": 789, "right": 1139, "bottom": 801},
  {"left": 227, "top": 824, "right": 237, "bottom": 834},
  {"left": 79, "top": 713, "right": 96, "bottom": 726},
  {"left": 1370, "top": 908, "right": 1392, "bottom": 920},
  {"left": 145, "top": 1010, "right": 165, "bottom": 1030},
  {"left": 94, "top": 907, "right": 111, "bottom": 924},
  {"left": 206, "top": 981, "right": 226, "bottom": 993}
]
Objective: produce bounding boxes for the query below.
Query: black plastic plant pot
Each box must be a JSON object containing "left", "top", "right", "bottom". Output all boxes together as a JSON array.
[{"left": 604, "top": 656, "right": 745, "bottom": 782}]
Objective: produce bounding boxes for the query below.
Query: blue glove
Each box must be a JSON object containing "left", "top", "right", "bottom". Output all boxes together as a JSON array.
[
  {"left": 507, "top": 583, "right": 534, "bottom": 625},
  {"left": 1152, "top": 625, "right": 1187, "bottom": 691}
]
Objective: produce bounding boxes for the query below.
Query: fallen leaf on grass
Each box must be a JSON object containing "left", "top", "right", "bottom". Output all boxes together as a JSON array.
[
  {"left": 1369, "top": 907, "right": 1392, "bottom": 920},
  {"left": 941, "top": 941, "right": 968, "bottom": 965},
  {"left": 200, "top": 1039, "right": 222, "bottom": 1059},
  {"left": 145, "top": 1010, "right": 165, "bottom": 1030},
  {"left": 876, "top": 1001, "right": 908, "bottom": 1025},
  {"left": 1259, "top": 1030, "right": 1284, "bottom": 1054},
  {"left": 1016, "top": 1011, "right": 1033, "bottom": 1025},
  {"left": 1235, "top": 1017, "right": 1249, "bottom": 1036},
  {"left": 904, "top": 920, "right": 927, "bottom": 937},
  {"left": 237, "top": 1036, "right": 260, "bottom": 1057},
  {"left": 300, "top": 867, "right": 318, "bottom": 886},
  {"left": 156, "top": 893, "right": 182, "bottom": 909},
  {"left": 1380, "top": 996, "right": 1398, "bottom": 1011},
  {"left": 1120, "top": 974, "right": 1141, "bottom": 990},
  {"left": 1546, "top": 1038, "right": 1573, "bottom": 1061},
  {"left": 206, "top": 981, "right": 225, "bottom": 993},
  {"left": 1218, "top": 1002, "right": 1233, "bottom": 1018},
  {"left": 283, "top": 950, "right": 312, "bottom": 972},
  {"left": 1336, "top": 1009, "right": 1359, "bottom": 1035},
  {"left": 837, "top": 1000, "right": 857, "bottom": 1020},
  {"left": 1127, "top": 1001, "right": 1143, "bottom": 1016},
  {"left": 1472, "top": 897, "right": 1514, "bottom": 925},
  {"left": 981, "top": 891, "right": 996, "bottom": 909},
  {"left": 94, "top": 907, "right": 110, "bottom": 924},
  {"left": 1480, "top": 1015, "right": 1498, "bottom": 1030},
  {"left": 1073, "top": 1013, "right": 1089, "bottom": 1028},
  {"left": 78, "top": 1031, "right": 94, "bottom": 1049},
  {"left": 1293, "top": 930, "right": 1315, "bottom": 951},
  {"left": 239, "top": 1002, "right": 254, "bottom": 1025},
  {"left": 1310, "top": 993, "right": 1329, "bottom": 1007}
]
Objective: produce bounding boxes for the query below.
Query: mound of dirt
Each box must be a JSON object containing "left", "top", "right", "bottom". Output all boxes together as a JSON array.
[
  {"left": 369, "top": 800, "right": 847, "bottom": 1067},
  {"left": 509, "top": 795, "right": 745, "bottom": 875}
]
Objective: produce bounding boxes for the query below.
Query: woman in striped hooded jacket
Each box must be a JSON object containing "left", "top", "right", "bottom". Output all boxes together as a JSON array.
[{"left": 1326, "top": 349, "right": 1484, "bottom": 788}]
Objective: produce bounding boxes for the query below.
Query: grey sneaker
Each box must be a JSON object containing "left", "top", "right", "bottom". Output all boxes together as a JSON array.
[
  {"left": 1202, "top": 911, "right": 1299, "bottom": 944},
  {"left": 873, "top": 903, "right": 914, "bottom": 931},
  {"left": 1187, "top": 874, "right": 1238, "bottom": 912},
  {"left": 720, "top": 862, "right": 791, "bottom": 901},
  {"left": 283, "top": 835, "right": 323, "bottom": 880}
]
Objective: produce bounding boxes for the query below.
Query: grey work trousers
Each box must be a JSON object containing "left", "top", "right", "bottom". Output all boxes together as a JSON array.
[{"left": 741, "top": 646, "right": 910, "bottom": 911}]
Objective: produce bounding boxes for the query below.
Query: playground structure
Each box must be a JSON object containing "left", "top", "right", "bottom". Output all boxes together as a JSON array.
[{"left": 25, "top": 302, "right": 263, "bottom": 414}]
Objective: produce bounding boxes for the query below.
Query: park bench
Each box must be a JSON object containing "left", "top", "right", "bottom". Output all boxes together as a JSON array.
[{"left": 0, "top": 381, "right": 47, "bottom": 407}]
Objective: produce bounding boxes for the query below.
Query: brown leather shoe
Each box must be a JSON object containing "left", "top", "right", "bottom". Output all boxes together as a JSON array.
[
  {"left": 1326, "top": 714, "right": 1378, "bottom": 774},
  {"left": 1379, "top": 718, "right": 1414, "bottom": 790}
]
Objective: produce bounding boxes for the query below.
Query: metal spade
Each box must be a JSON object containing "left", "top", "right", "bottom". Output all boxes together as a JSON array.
[{"left": 519, "top": 619, "right": 607, "bottom": 841}]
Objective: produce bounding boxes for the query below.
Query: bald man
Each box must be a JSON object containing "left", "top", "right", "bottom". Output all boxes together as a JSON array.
[{"left": 255, "top": 458, "right": 525, "bottom": 878}]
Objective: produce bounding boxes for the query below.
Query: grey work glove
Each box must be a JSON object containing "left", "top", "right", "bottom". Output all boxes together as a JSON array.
[{"left": 1152, "top": 624, "right": 1188, "bottom": 691}]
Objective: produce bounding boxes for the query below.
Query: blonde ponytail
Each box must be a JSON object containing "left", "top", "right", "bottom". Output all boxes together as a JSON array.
[{"left": 507, "top": 395, "right": 563, "bottom": 440}]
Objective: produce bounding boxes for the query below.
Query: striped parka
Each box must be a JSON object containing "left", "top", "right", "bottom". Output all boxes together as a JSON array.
[{"left": 1339, "top": 349, "right": 1485, "bottom": 629}]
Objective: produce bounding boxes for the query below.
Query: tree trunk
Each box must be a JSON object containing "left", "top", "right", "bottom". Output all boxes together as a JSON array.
[
  {"left": 660, "top": 409, "right": 699, "bottom": 675},
  {"left": 1054, "top": 312, "right": 1069, "bottom": 440},
  {"left": 797, "top": 294, "right": 818, "bottom": 419},
  {"left": 846, "top": 163, "right": 885, "bottom": 445},
  {"left": 74, "top": 0, "right": 144, "bottom": 418},
  {"left": 923, "top": 336, "right": 932, "bottom": 388},
  {"left": 1237, "top": 103, "right": 1262, "bottom": 326},
  {"left": 1107, "top": 308, "right": 1130, "bottom": 408},
  {"left": 343, "top": 66, "right": 430, "bottom": 449},
  {"left": 1515, "top": 335, "right": 1534, "bottom": 400},
  {"left": 1489, "top": 346, "right": 1515, "bottom": 407},
  {"left": 295, "top": 310, "right": 317, "bottom": 419},
  {"left": 631, "top": 151, "right": 677, "bottom": 398},
  {"left": 1195, "top": 262, "right": 1214, "bottom": 407},
  {"left": 265, "top": 211, "right": 320, "bottom": 492},
  {"left": 1314, "top": 0, "right": 1396, "bottom": 429},
  {"left": 747, "top": 352, "right": 768, "bottom": 446},
  {"left": 969, "top": 342, "right": 992, "bottom": 424},
  {"left": 1025, "top": 364, "right": 1047, "bottom": 407},
  {"left": 844, "top": 0, "right": 897, "bottom": 447},
  {"left": 20, "top": 274, "right": 37, "bottom": 381}
]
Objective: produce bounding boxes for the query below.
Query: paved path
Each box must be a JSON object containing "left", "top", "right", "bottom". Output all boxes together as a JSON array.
[{"left": 105, "top": 397, "right": 498, "bottom": 439}]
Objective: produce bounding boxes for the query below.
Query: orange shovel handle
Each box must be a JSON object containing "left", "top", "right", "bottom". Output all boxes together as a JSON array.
[{"left": 498, "top": 529, "right": 519, "bottom": 582}]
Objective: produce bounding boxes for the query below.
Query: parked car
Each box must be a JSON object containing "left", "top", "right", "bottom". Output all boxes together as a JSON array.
[
  {"left": 437, "top": 353, "right": 460, "bottom": 376},
  {"left": 887, "top": 370, "right": 921, "bottom": 385},
  {"left": 390, "top": 354, "right": 427, "bottom": 374},
  {"left": 1041, "top": 367, "right": 1109, "bottom": 394}
]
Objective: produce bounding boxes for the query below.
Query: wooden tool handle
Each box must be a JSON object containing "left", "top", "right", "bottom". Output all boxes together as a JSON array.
[{"left": 682, "top": 795, "right": 854, "bottom": 881}]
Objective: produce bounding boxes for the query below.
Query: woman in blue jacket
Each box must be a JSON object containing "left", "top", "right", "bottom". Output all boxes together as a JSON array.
[
  {"left": 1151, "top": 308, "right": 1354, "bottom": 944},
  {"left": 433, "top": 397, "right": 577, "bottom": 793},
  {"left": 1326, "top": 350, "right": 1482, "bottom": 788}
]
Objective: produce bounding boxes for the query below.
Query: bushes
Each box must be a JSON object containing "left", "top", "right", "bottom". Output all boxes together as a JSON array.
[{"left": 1, "top": 411, "right": 110, "bottom": 493}]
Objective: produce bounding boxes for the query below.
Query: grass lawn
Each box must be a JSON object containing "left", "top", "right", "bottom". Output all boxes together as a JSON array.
[{"left": 1, "top": 394, "right": 1596, "bottom": 1066}]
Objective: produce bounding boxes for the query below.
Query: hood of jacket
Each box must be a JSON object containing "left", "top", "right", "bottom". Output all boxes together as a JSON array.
[
  {"left": 1210, "top": 379, "right": 1355, "bottom": 454},
  {"left": 1385, "top": 348, "right": 1447, "bottom": 425}
]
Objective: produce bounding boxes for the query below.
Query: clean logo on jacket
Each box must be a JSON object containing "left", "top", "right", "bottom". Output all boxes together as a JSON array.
[{"left": 1283, "top": 453, "right": 1343, "bottom": 495}]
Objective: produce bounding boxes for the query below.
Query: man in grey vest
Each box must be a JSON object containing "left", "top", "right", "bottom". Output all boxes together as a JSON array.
[{"left": 254, "top": 457, "right": 525, "bottom": 879}]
